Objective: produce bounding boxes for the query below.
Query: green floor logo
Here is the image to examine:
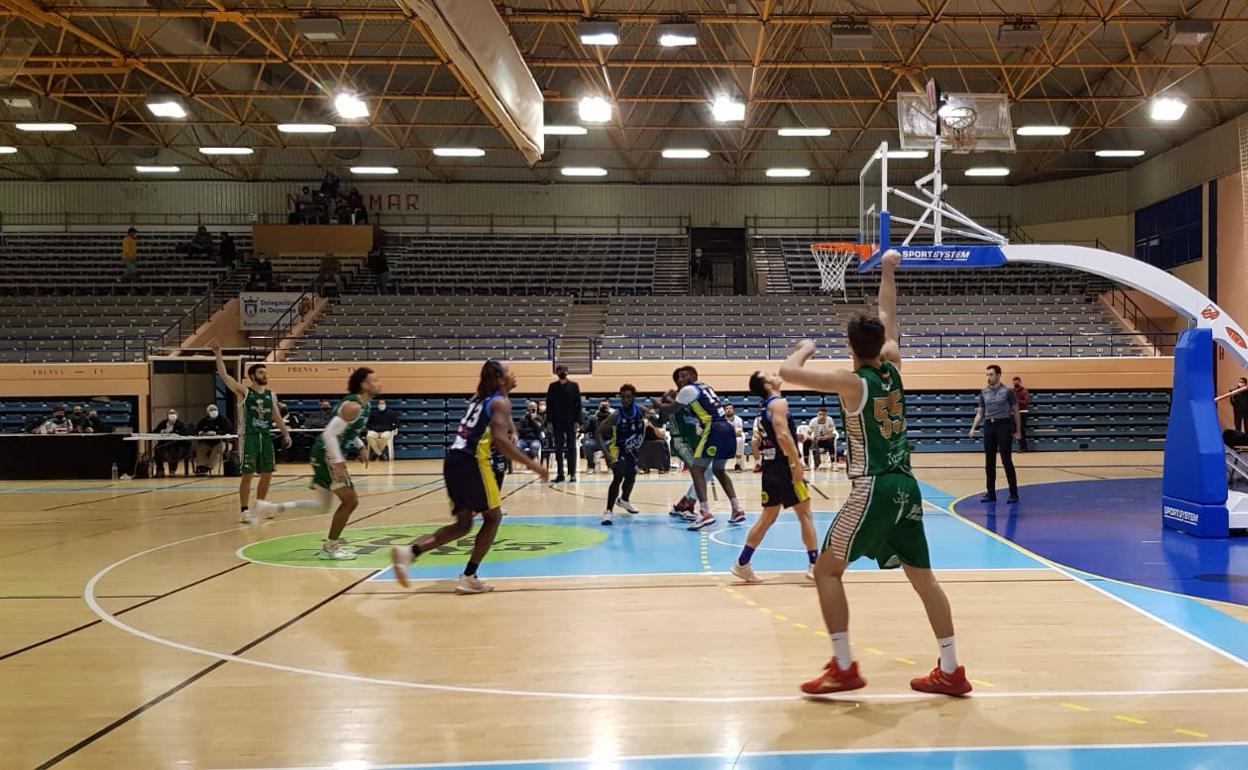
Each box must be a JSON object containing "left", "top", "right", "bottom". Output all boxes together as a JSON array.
[{"left": 240, "top": 523, "right": 606, "bottom": 569}]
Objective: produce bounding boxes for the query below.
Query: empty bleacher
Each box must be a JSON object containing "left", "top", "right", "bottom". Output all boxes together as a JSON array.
[
  {"left": 0, "top": 295, "right": 200, "bottom": 362},
  {"left": 0, "top": 230, "right": 247, "bottom": 295},
  {"left": 378, "top": 233, "right": 674, "bottom": 295},
  {"left": 284, "top": 296, "right": 571, "bottom": 361},
  {"left": 598, "top": 294, "right": 1141, "bottom": 360}
]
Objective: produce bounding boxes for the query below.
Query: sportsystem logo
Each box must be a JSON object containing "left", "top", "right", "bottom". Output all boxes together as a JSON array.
[
  {"left": 1201, "top": 305, "right": 1221, "bottom": 320},
  {"left": 1226, "top": 327, "right": 1247, "bottom": 349},
  {"left": 902, "top": 249, "right": 974, "bottom": 263},
  {"left": 1163, "top": 505, "right": 1199, "bottom": 525}
]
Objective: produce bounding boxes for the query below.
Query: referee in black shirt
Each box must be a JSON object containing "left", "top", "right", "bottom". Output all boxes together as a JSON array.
[
  {"left": 969, "top": 364, "right": 1021, "bottom": 503},
  {"left": 545, "top": 365, "right": 583, "bottom": 482}
]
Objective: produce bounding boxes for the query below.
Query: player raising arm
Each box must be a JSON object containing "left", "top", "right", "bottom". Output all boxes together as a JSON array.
[{"left": 778, "top": 250, "right": 971, "bottom": 697}]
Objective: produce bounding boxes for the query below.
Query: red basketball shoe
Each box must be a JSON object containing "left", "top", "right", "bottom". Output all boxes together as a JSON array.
[
  {"left": 800, "top": 659, "right": 866, "bottom": 695},
  {"left": 910, "top": 663, "right": 973, "bottom": 696}
]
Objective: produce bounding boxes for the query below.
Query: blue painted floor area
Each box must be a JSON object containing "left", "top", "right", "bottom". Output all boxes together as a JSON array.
[
  {"left": 370, "top": 502, "right": 1037, "bottom": 583},
  {"left": 953, "top": 478, "right": 1248, "bottom": 606},
  {"left": 322, "top": 743, "right": 1248, "bottom": 770}
]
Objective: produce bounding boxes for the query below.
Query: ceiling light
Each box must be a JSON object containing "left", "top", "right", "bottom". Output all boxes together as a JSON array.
[
  {"left": 542, "top": 125, "right": 588, "bottom": 136},
  {"left": 135, "top": 165, "right": 180, "bottom": 173},
  {"left": 334, "top": 93, "right": 368, "bottom": 120},
  {"left": 578, "top": 20, "right": 620, "bottom": 46},
  {"left": 2, "top": 96, "right": 36, "bottom": 109},
  {"left": 277, "top": 123, "right": 336, "bottom": 134},
  {"left": 146, "top": 97, "right": 187, "bottom": 119},
  {"left": 1150, "top": 96, "right": 1187, "bottom": 122},
  {"left": 199, "top": 147, "right": 254, "bottom": 156},
  {"left": 433, "top": 147, "right": 485, "bottom": 157},
  {"left": 578, "top": 96, "right": 612, "bottom": 123},
  {"left": 778, "top": 127, "right": 831, "bottom": 137},
  {"left": 662, "top": 148, "right": 710, "bottom": 159},
  {"left": 350, "top": 166, "right": 398, "bottom": 175},
  {"left": 1168, "top": 19, "right": 1214, "bottom": 46},
  {"left": 711, "top": 95, "right": 745, "bottom": 122},
  {"left": 997, "top": 20, "right": 1043, "bottom": 47},
  {"left": 965, "top": 167, "right": 1010, "bottom": 177},
  {"left": 886, "top": 150, "right": 929, "bottom": 159},
  {"left": 1017, "top": 125, "right": 1071, "bottom": 136},
  {"left": 0, "top": 146, "right": 17, "bottom": 154},
  {"left": 561, "top": 166, "right": 608, "bottom": 177},
  {"left": 1095, "top": 149, "right": 1146, "bottom": 158},
  {"left": 295, "top": 17, "right": 343, "bottom": 41},
  {"left": 657, "top": 23, "right": 698, "bottom": 47},
  {"left": 766, "top": 167, "right": 811, "bottom": 178},
  {"left": 15, "top": 122, "right": 76, "bottom": 132}
]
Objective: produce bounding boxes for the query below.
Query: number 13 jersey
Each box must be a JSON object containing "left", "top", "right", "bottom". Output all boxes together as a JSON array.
[{"left": 842, "top": 361, "right": 912, "bottom": 479}]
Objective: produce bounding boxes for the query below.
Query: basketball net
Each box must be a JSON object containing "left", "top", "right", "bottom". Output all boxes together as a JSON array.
[{"left": 810, "top": 242, "right": 871, "bottom": 296}]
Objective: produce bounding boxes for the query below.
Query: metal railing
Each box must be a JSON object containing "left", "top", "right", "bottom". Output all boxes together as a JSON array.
[
  {"left": 0, "top": 335, "right": 158, "bottom": 363},
  {"left": 746, "top": 214, "right": 1024, "bottom": 241},
  {"left": 0, "top": 212, "right": 259, "bottom": 230},
  {"left": 247, "top": 334, "right": 559, "bottom": 362},
  {"left": 370, "top": 213, "right": 690, "bottom": 233},
  {"left": 1104, "top": 285, "right": 1169, "bottom": 341}
]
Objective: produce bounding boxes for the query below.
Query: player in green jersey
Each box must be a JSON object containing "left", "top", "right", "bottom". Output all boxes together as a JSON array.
[
  {"left": 213, "top": 341, "right": 291, "bottom": 524},
  {"left": 254, "top": 367, "right": 381, "bottom": 560},
  {"left": 779, "top": 250, "right": 972, "bottom": 698}
]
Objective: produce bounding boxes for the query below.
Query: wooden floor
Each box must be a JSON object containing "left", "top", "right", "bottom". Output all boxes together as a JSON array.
[{"left": 2, "top": 451, "right": 1246, "bottom": 770}]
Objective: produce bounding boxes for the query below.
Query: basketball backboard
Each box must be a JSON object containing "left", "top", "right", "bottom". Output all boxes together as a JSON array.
[{"left": 897, "top": 91, "right": 1015, "bottom": 153}]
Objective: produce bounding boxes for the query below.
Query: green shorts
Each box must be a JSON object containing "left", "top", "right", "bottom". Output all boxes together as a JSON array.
[
  {"left": 822, "top": 472, "right": 930, "bottom": 569},
  {"left": 670, "top": 433, "right": 696, "bottom": 465},
  {"left": 240, "top": 431, "right": 275, "bottom": 475},
  {"left": 310, "top": 443, "right": 353, "bottom": 492}
]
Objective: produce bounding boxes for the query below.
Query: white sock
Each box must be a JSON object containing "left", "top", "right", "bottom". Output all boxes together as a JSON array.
[
  {"left": 685, "top": 483, "right": 697, "bottom": 499},
  {"left": 699, "top": 500, "right": 712, "bottom": 515},
  {"left": 938, "top": 635, "right": 958, "bottom": 674},
  {"left": 284, "top": 499, "right": 326, "bottom": 512},
  {"left": 831, "top": 632, "right": 852, "bottom": 669},
  {"left": 730, "top": 497, "right": 740, "bottom": 510}
]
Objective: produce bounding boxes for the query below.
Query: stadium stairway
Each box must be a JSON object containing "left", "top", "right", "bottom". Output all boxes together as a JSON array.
[
  {"left": 750, "top": 239, "right": 794, "bottom": 294},
  {"left": 556, "top": 300, "right": 606, "bottom": 373}
]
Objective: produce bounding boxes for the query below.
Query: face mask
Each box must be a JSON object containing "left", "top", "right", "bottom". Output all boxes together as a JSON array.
[
  {"left": 207, "top": 409, "right": 219, "bottom": 418},
  {"left": 378, "top": 404, "right": 386, "bottom": 411},
  {"left": 168, "top": 413, "right": 177, "bottom": 421},
  {"left": 54, "top": 414, "right": 65, "bottom": 422}
]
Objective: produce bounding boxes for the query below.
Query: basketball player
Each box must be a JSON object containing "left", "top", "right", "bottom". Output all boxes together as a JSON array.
[
  {"left": 655, "top": 368, "right": 700, "bottom": 521},
  {"left": 731, "top": 371, "right": 819, "bottom": 584},
  {"left": 779, "top": 251, "right": 971, "bottom": 696},
  {"left": 252, "top": 367, "right": 380, "bottom": 560},
  {"left": 595, "top": 383, "right": 650, "bottom": 525},
  {"left": 212, "top": 341, "right": 291, "bottom": 523},
  {"left": 675, "top": 366, "right": 747, "bottom": 530},
  {"left": 390, "top": 360, "right": 548, "bottom": 594}
]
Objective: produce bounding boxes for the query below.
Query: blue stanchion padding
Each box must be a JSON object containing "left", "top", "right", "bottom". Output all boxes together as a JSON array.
[
  {"left": 860, "top": 212, "right": 1007, "bottom": 271},
  {"left": 1162, "top": 327, "right": 1229, "bottom": 537}
]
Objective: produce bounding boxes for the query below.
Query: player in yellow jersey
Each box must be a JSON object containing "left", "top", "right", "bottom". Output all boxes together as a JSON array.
[{"left": 779, "top": 250, "right": 971, "bottom": 697}]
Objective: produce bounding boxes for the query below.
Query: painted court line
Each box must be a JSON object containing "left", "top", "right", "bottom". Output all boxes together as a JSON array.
[{"left": 213, "top": 740, "right": 1248, "bottom": 770}]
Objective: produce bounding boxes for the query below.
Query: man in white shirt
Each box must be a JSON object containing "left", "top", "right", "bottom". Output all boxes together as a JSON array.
[
  {"left": 807, "top": 408, "right": 840, "bottom": 470},
  {"left": 751, "top": 414, "right": 764, "bottom": 472},
  {"left": 725, "top": 402, "right": 746, "bottom": 471}
]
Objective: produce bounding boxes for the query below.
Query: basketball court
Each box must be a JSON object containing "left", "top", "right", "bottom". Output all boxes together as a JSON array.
[{"left": 3, "top": 452, "right": 1246, "bottom": 769}]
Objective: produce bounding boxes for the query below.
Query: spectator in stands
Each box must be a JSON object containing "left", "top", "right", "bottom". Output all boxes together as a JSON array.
[
  {"left": 34, "top": 404, "right": 73, "bottom": 434},
  {"left": 120, "top": 227, "right": 139, "bottom": 282},
  {"left": 307, "top": 399, "right": 335, "bottom": 429},
  {"left": 251, "top": 254, "right": 276, "bottom": 291},
  {"left": 293, "top": 186, "right": 315, "bottom": 224},
  {"left": 696, "top": 249, "right": 713, "bottom": 295},
  {"left": 69, "top": 404, "right": 92, "bottom": 433},
  {"left": 581, "top": 399, "right": 612, "bottom": 473},
  {"left": 364, "top": 398, "right": 401, "bottom": 463},
  {"left": 186, "top": 225, "right": 214, "bottom": 257},
  {"left": 346, "top": 188, "right": 367, "bottom": 224},
  {"left": 219, "top": 232, "right": 237, "bottom": 267},
  {"left": 314, "top": 255, "right": 345, "bottom": 297},
  {"left": 545, "top": 365, "right": 583, "bottom": 482},
  {"left": 806, "top": 409, "right": 840, "bottom": 469},
  {"left": 517, "top": 400, "right": 546, "bottom": 462},
  {"left": 195, "top": 404, "right": 234, "bottom": 476},
  {"left": 369, "top": 248, "right": 391, "bottom": 294},
  {"left": 1013, "top": 377, "right": 1032, "bottom": 452},
  {"left": 153, "top": 409, "right": 191, "bottom": 477},
  {"left": 320, "top": 170, "right": 341, "bottom": 203},
  {"left": 795, "top": 421, "right": 811, "bottom": 470},
  {"left": 87, "top": 409, "right": 110, "bottom": 434},
  {"left": 725, "top": 403, "right": 746, "bottom": 471},
  {"left": 689, "top": 249, "right": 700, "bottom": 292},
  {"left": 1232, "top": 377, "right": 1248, "bottom": 433},
  {"left": 970, "top": 364, "right": 1021, "bottom": 503}
]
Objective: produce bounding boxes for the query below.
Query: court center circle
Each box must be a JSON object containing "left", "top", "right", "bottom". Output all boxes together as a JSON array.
[{"left": 240, "top": 522, "right": 606, "bottom": 569}]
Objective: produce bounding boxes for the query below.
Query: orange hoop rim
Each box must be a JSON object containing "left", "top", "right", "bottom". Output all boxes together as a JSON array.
[{"left": 810, "top": 242, "right": 874, "bottom": 260}]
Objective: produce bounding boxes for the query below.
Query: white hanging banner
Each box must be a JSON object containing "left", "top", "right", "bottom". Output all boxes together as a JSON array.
[{"left": 239, "top": 292, "right": 302, "bottom": 331}]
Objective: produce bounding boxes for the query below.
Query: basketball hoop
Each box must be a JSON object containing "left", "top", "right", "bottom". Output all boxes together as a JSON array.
[
  {"left": 810, "top": 242, "right": 872, "bottom": 295},
  {"left": 939, "top": 105, "right": 978, "bottom": 154}
]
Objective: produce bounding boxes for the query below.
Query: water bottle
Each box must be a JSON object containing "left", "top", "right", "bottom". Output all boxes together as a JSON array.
[{"left": 111, "top": 462, "right": 119, "bottom": 482}]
